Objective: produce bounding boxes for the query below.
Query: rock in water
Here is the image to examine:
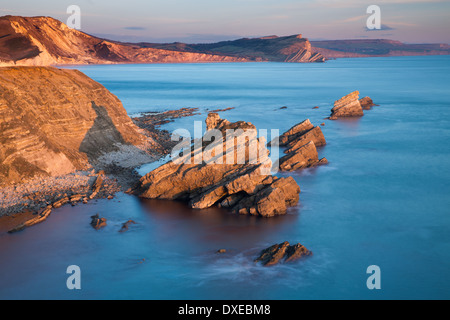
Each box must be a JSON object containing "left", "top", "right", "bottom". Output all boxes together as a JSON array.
[
  {"left": 90, "top": 214, "right": 107, "bottom": 230},
  {"left": 119, "top": 220, "right": 136, "bottom": 232},
  {"left": 254, "top": 241, "right": 312, "bottom": 266},
  {"left": 359, "top": 96, "right": 378, "bottom": 110},
  {"left": 271, "top": 119, "right": 327, "bottom": 172},
  {"left": 138, "top": 113, "right": 301, "bottom": 217},
  {"left": 0, "top": 67, "right": 152, "bottom": 186},
  {"left": 270, "top": 119, "right": 326, "bottom": 148},
  {"left": 329, "top": 91, "right": 364, "bottom": 119}
]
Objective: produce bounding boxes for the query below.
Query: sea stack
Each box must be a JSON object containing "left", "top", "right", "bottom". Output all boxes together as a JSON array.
[{"left": 329, "top": 91, "right": 364, "bottom": 119}]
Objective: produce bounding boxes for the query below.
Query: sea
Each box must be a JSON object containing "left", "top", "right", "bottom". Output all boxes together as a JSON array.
[{"left": 0, "top": 56, "right": 449, "bottom": 299}]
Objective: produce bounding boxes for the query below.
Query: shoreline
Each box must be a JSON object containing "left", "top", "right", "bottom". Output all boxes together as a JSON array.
[{"left": 0, "top": 106, "right": 209, "bottom": 233}]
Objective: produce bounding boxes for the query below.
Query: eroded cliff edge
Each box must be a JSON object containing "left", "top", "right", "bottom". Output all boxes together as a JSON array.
[{"left": 0, "top": 66, "right": 155, "bottom": 186}]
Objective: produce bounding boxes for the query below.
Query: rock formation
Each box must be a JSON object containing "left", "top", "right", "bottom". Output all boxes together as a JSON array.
[
  {"left": 90, "top": 213, "right": 107, "bottom": 230},
  {"left": 254, "top": 241, "right": 312, "bottom": 266},
  {"left": 137, "top": 113, "right": 301, "bottom": 217},
  {"left": 329, "top": 91, "right": 364, "bottom": 119},
  {"left": 359, "top": 96, "right": 378, "bottom": 110},
  {"left": 271, "top": 119, "right": 327, "bottom": 172},
  {"left": 0, "top": 66, "right": 155, "bottom": 186},
  {"left": 119, "top": 220, "right": 136, "bottom": 233}
]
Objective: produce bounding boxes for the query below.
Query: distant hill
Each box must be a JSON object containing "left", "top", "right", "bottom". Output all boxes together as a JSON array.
[
  {"left": 135, "top": 34, "right": 326, "bottom": 62},
  {"left": 1, "top": 15, "right": 447, "bottom": 66},
  {"left": 311, "top": 39, "right": 450, "bottom": 58},
  {"left": 0, "top": 16, "right": 324, "bottom": 66}
]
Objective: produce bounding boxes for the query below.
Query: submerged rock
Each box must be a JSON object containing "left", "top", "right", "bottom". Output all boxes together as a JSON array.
[
  {"left": 119, "top": 220, "right": 136, "bottom": 232},
  {"left": 254, "top": 241, "right": 312, "bottom": 266},
  {"left": 138, "top": 113, "right": 301, "bottom": 217},
  {"left": 329, "top": 91, "right": 364, "bottom": 119},
  {"left": 359, "top": 96, "right": 378, "bottom": 110},
  {"left": 90, "top": 213, "right": 107, "bottom": 230}
]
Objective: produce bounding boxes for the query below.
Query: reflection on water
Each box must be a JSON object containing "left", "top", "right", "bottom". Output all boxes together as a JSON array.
[{"left": 140, "top": 198, "right": 298, "bottom": 247}]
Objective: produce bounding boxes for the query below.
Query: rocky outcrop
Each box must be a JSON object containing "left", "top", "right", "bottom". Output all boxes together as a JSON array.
[
  {"left": 359, "top": 96, "right": 378, "bottom": 110},
  {"left": 254, "top": 241, "right": 312, "bottom": 266},
  {"left": 138, "top": 113, "right": 301, "bottom": 217},
  {"left": 277, "top": 119, "right": 326, "bottom": 149},
  {"left": 0, "top": 66, "right": 154, "bottom": 186},
  {"left": 277, "top": 141, "right": 328, "bottom": 171},
  {"left": 329, "top": 91, "right": 364, "bottom": 119},
  {"left": 271, "top": 119, "right": 327, "bottom": 172},
  {"left": 90, "top": 214, "right": 107, "bottom": 230},
  {"left": 119, "top": 220, "right": 136, "bottom": 233}
]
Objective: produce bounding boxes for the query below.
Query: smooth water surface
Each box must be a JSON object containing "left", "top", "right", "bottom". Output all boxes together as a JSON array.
[{"left": 1, "top": 57, "right": 450, "bottom": 299}]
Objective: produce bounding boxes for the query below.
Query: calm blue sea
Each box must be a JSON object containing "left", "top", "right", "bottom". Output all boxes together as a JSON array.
[{"left": 1, "top": 56, "right": 450, "bottom": 299}]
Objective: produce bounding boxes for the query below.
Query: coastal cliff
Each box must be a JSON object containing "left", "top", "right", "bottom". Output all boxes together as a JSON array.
[
  {"left": 141, "top": 34, "right": 326, "bottom": 63},
  {"left": 0, "top": 66, "right": 152, "bottom": 186},
  {"left": 0, "top": 16, "right": 248, "bottom": 66},
  {"left": 0, "top": 15, "right": 324, "bottom": 66}
]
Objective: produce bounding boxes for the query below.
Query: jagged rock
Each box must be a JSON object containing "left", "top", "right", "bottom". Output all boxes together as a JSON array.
[
  {"left": 273, "top": 119, "right": 326, "bottom": 148},
  {"left": 90, "top": 213, "right": 107, "bottom": 230},
  {"left": 138, "top": 113, "right": 301, "bottom": 217},
  {"left": 276, "top": 141, "right": 325, "bottom": 171},
  {"left": 119, "top": 220, "right": 136, "bottom": 232},
  {"left": 329, "top": 91, "right": 364, "bottom": 119},
  {"left": 271, "top": 119, "right": 327, "bottom": 172},
  {"left": 254, "top": 241, "right": 312, "bottom": 266},
  {"left": 284, "top": 126, "right": 326, "bottom": 152},
  {"left": 359, "top": 96, "right": 378, "bottom": 110},
  {"left": 217, "top": 249, "right": 227, "bottom": 254}
]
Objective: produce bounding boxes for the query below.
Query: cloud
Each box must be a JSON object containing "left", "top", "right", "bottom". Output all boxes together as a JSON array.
[
  {"left": 366, "top": 24, "right": 395, "bottom": 31},
  {"left": 123, "top": 26, "right": 146, "bottom": 30}
]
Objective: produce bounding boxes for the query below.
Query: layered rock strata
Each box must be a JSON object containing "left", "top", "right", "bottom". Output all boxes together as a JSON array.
[
  {"left": 271, "top": 119, "right": 327, "bottom": 172},
  {"left": 138, "top": 113, "right": 301, "bottom": 217},
  {"left": 254, "top": 241, "right": 312, "bottom": 266},
  {"left": 329, "top": 91, "right": 364, "bottom": 119}
]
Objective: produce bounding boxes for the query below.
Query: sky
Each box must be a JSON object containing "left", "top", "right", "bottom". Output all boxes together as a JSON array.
[{"left": 1, "top": 0, "right": 449, "bottom": 43}]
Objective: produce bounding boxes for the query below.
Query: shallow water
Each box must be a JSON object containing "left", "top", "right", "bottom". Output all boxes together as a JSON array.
[{"left": 1, "top": 57, "right": 450, "bottom": 299}]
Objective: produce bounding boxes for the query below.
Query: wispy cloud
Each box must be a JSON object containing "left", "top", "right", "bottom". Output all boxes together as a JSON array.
[{"left": 123, "top": 26, "right": 146, "bottom": 31}]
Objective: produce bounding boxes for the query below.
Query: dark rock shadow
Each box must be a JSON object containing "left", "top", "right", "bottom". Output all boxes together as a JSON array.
[{"left": 79, "top": 102, "right": 127, "bottom": 162}]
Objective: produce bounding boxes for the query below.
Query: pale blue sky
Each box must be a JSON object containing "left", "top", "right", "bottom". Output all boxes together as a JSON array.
[{"left": 1, "top": 0, "right": 449, "bottom": 43}]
